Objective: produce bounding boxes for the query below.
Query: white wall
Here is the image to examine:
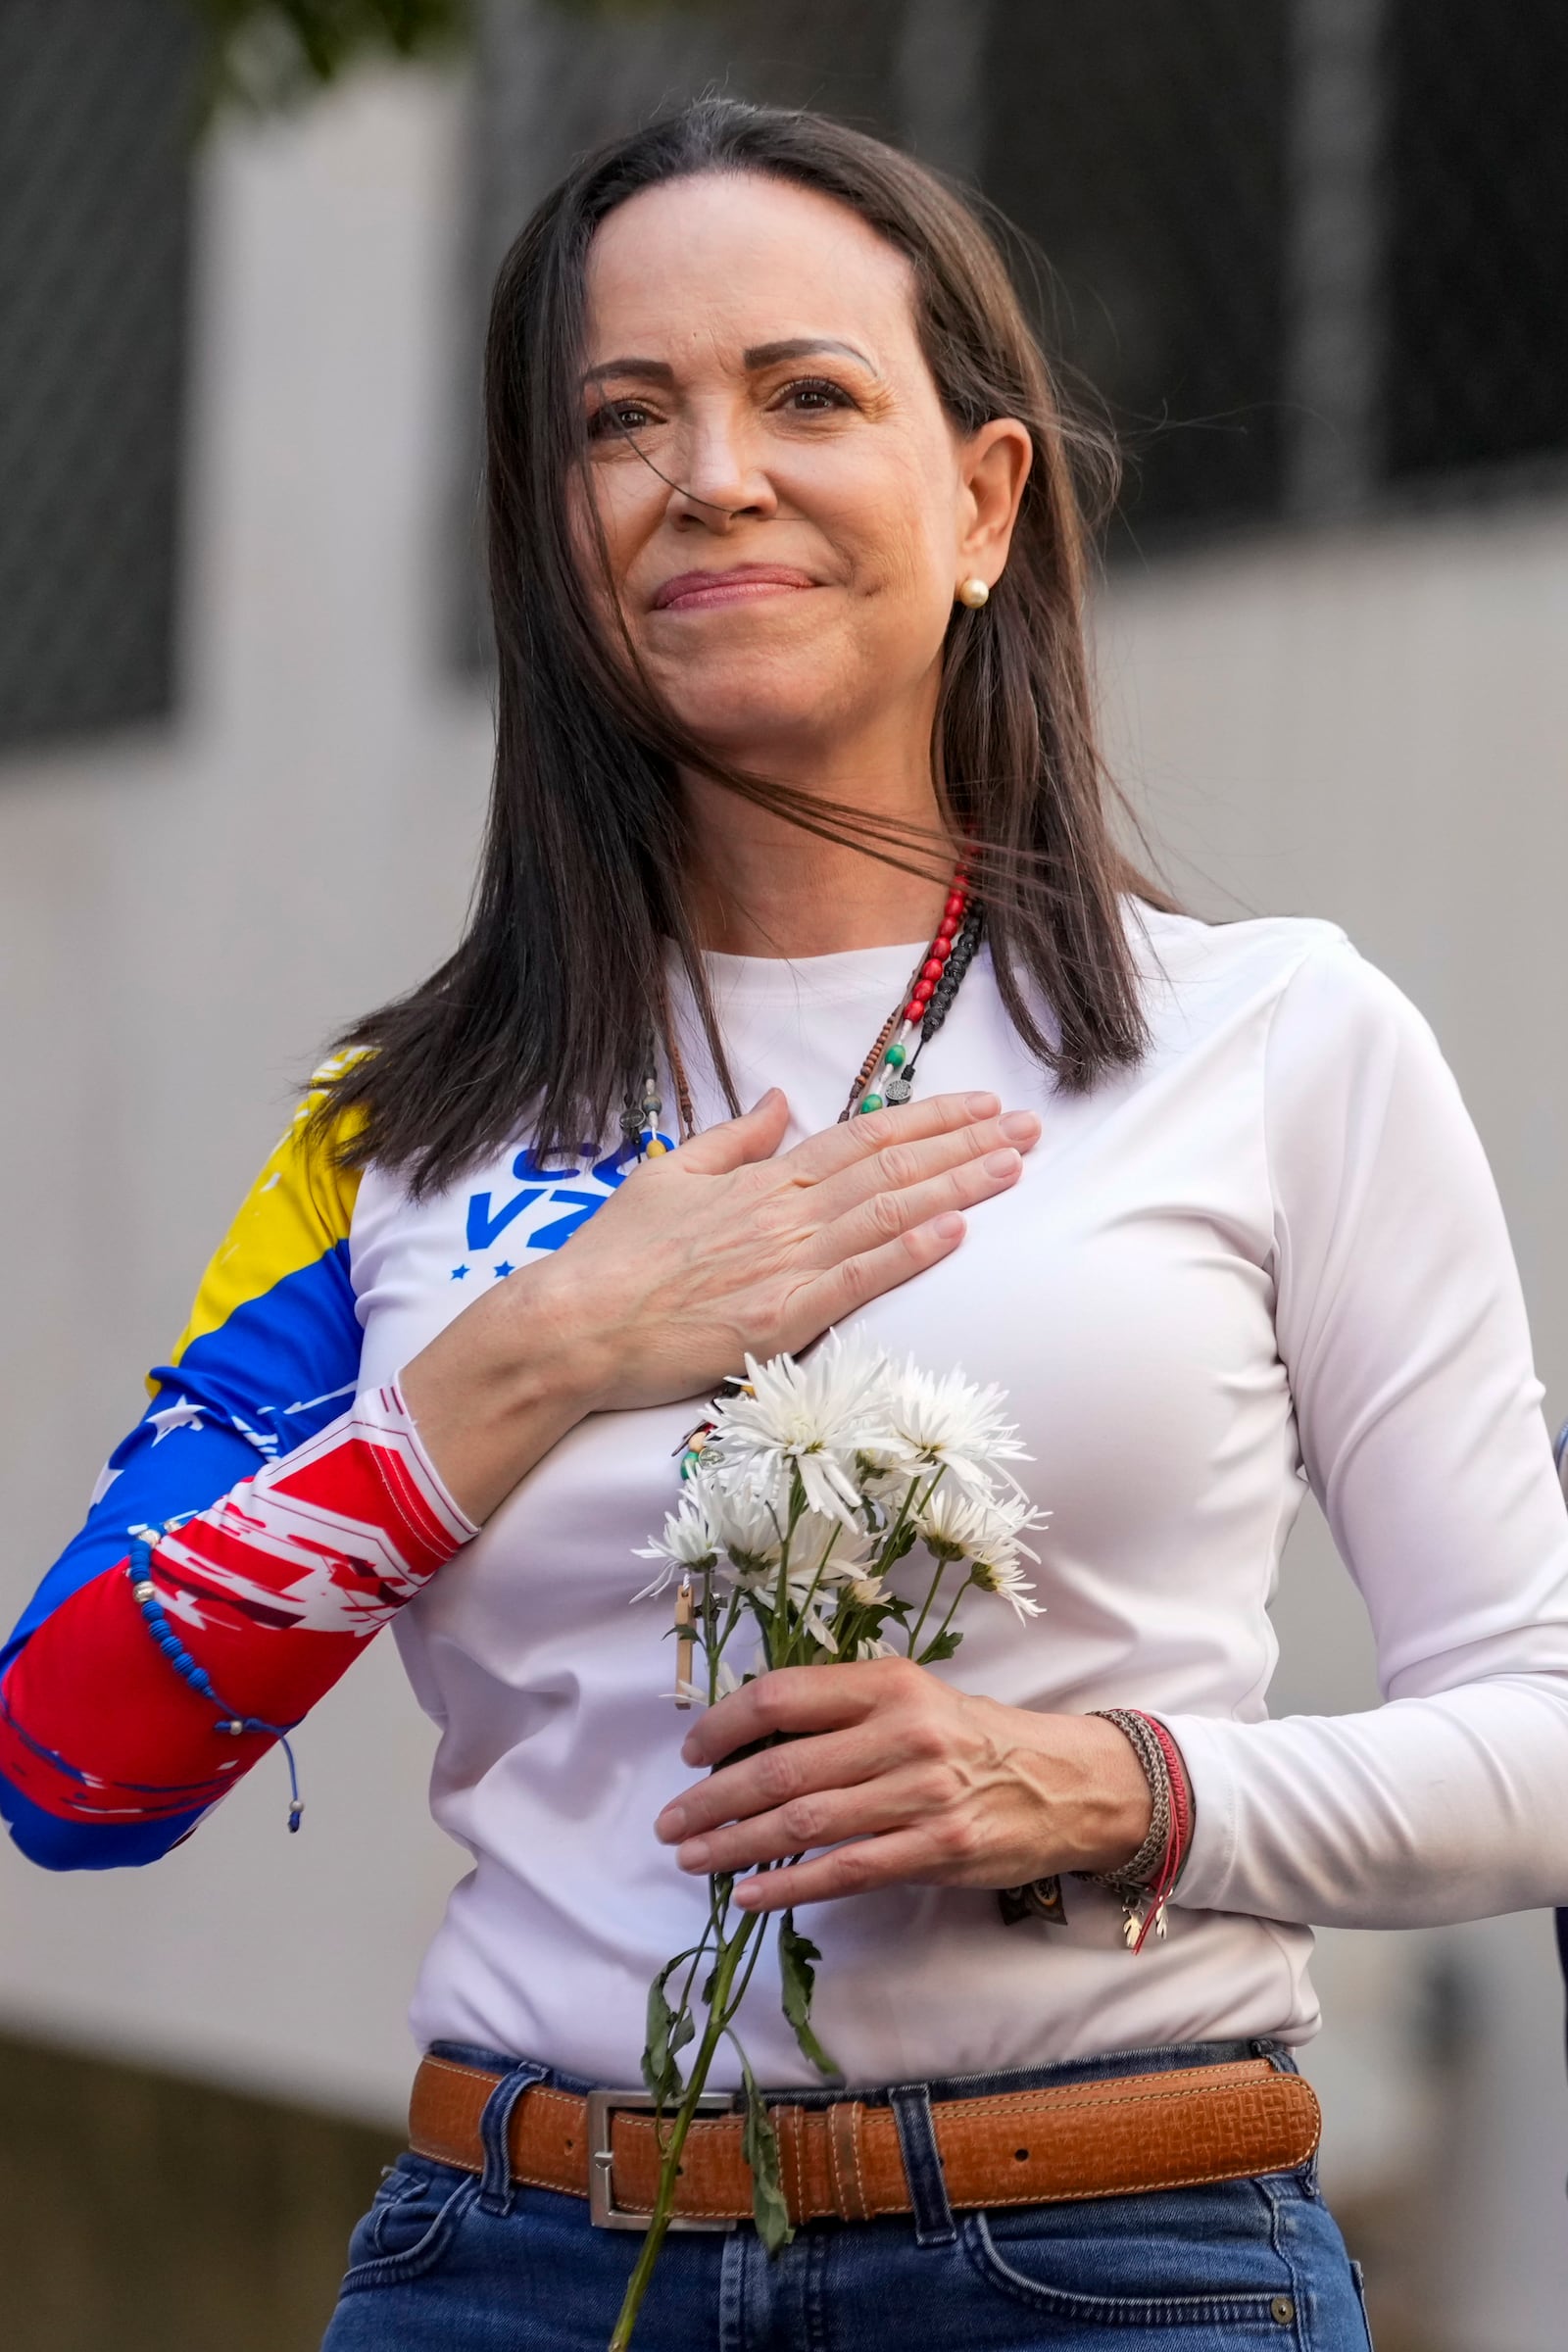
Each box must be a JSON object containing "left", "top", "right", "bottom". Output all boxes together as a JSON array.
[
  {"left": 0, "top": 71, "right": 490, "bottom": 2120},
  {"left": 1, "top": 58, "right": 1564, "bottom": 2348},
  {"left": 1102, "top": 511, "right": 1568, "bottom": 2350}
]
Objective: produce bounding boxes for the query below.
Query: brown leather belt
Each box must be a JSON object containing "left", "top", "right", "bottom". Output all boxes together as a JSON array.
[{"left": 409, "top": 2053, "right": 1320, "bottom": 2231}]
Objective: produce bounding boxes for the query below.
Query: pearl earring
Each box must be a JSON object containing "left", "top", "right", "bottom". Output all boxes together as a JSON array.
[{"left": 956, "top": 576, "right": 990, "bottom": 610}]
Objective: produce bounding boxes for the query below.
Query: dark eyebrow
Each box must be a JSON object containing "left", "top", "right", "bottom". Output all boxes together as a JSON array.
[
  {"left": 581, "top": 357, "right": 676, "bottom": 387},
  {"left": 742, "top": 336, "right": 880, "bottom": 374},
  {"left": 581, "top": 337, "right": 880, "bottom": 388}
]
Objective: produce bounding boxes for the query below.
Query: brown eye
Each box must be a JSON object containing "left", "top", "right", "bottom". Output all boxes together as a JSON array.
[
  {"left": 779, "top": 377, "right": 855, "bottom": 414},
  {"left": 587, "top": 401, "right": 658, "bottom": 441}
]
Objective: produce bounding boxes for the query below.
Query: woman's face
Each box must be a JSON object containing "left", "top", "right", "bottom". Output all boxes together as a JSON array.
[{"left": 576, "top": 172, "right": 1029, "bottom": 773}]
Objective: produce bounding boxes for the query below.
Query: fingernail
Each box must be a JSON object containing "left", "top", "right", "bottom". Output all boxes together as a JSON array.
[
  {"left": 656, "top": 1805, "right": 685, "bottom": 1841},
  {"left": 999, "top": 1111, "right": 1040, "bottom": 1143},
  {"left": 676, "top": 1839, "right": 710, "bottom": 1872},
  {"left": 984, "top": 1149, "right": 1021, "bottom": 1177},
  {"left": 964, "top": 1092, "right": 1001, "bottom": 1116},
  {"left": 680, "top": 1738, "right": 700, "bottom": 1764},
  {"left": 932, "top": 1210, "right": 965, "bottom": 1239},
  {"left": 747, "top": 1088, "right": 781, "bottom": 1113}
]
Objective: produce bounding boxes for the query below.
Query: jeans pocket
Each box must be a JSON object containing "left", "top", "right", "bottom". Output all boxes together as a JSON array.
[
  {"left": 962, "top": 2184, "right": 1302, "bottom": 2335},
  {"left": 341, "top": 2156, "right": 477, "bottom": 2291}
]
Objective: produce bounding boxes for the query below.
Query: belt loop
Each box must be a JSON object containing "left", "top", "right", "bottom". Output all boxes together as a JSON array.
[
  {"left": 888, "top": 2083, "right": 956, "bottom": 2247},
  {"left": 477, "top": 2059, "right": 549, "bottom": 2217}
]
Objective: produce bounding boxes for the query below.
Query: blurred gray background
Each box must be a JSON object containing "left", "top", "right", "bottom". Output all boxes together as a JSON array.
[{"left": 2, "top": 4, "right": 1566, "bottom": 2346}]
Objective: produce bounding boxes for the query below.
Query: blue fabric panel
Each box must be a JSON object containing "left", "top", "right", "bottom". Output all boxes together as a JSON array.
[
  {"left": 0, "top": 1772, "right": 206, "bottom": 1870},
  {"left": 2, "top": 1243, "right": 363, "bottom": 1672}
]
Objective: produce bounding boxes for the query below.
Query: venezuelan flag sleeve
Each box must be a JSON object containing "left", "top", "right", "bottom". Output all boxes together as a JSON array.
[{"left": 0, "top": 1066, "right": 474, "bottom": 1870}]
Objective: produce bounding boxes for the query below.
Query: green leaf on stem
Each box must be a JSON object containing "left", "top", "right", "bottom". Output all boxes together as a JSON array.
[
  {"left": 739, "top": 2052, "right": 794, "bottom": 2256},
  {"left": 642, "top": 1947, "right": 698, "bottom": 2106},
  {"left": 778, "top": 1911, "right": 840, "bottom": 2078},
  {"left": 916, "top": 1628, "right": 963, "bottom": 1665}
]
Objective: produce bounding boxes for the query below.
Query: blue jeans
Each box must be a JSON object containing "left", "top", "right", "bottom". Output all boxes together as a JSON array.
[{"left": 320, "top": 2038, "right": 1373, "bottom": 2349}]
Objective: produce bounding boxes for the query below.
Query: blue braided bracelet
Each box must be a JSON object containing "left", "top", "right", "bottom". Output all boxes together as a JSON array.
[{"left": 126, "top": 1531, "right": 304, "bottom": 1832}]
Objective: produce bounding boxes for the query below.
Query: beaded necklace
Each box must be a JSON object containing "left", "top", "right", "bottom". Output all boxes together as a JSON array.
[
  {"left": 621, "top": 867, "right": 983, "bottom": 1157},
  {"left": 620, "top": 864, "right": 984, "bottom": 1713}
]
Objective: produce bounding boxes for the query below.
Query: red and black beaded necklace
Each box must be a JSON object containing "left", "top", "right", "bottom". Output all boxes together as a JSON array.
[{"left": 622, "top": 868, "right": 984, "bottom": 1156}]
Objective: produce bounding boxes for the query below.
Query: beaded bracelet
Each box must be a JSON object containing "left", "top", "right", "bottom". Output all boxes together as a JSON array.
[{"left": 126, "top": 1530, "right": 305, "bottom": 1833}]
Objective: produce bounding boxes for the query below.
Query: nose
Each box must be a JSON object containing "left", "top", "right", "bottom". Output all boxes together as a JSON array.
[{"left": 665, "top": 409, "right": 777, "bottom": 531}]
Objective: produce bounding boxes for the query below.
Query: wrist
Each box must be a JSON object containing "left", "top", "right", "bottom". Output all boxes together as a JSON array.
[
  {"left": 1063, "top": 1712, "right": 1157, "bottom": 1875},
  {"left": 1003, "top": 1707, "right": 1153, "bottom": 1877},
  {"left": 489, "top": 1254, "right": 611, "bottom": 1419},
  {"left": 517, "top": 1254, "right": 621, "bottom": 1417},
  {"left": 398, "top": 1260, "right": 601, "bottom": 1524}
]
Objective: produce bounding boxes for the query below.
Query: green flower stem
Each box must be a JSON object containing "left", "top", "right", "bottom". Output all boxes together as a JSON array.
[
  {"left": 917, "top": 1568, "right": 976, "bottom": 1664},
  {"left": 905, "top": 1553, "right": 956, "bottom": 1657},
  {"left": 701, "top": 1586, "right": 746, "bottom": 1694},
  {"left": 671, "top": 1918, "right": 715, "bottom": 2048},
  {"left": 769, "top": 1478, "right": 808, "bottom": 1659},
  {"left": 726, "top": 1878, "right": 777, "bottom": 2008},
  {"left": 610, "top": 1907, "right": 763, "bottom": 2352},
  {"left": 877, "top": 1474, "right": 923, "bottom": 1560},
  {"left": 782, "top": 1528, "right": 842, "bottom": 1666}
]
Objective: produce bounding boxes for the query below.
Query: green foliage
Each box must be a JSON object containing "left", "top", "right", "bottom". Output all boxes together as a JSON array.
[
  {"left": 777, "top": 1910, "right": 839, "bottom": 2079},
  {"left": 641, "top": 1945, "right": 699, "bottom": 2107},
  {"left": 915, "top": 1626, "right": 963, "bottom": 1664},
  {"left": 738, "top": 2052, "right": 793, "bottom": 2256},
  {"left": 185, "top": 0, "right": 681, "bottom": 112}
]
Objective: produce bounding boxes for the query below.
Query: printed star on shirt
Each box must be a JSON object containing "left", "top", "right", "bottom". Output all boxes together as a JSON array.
[
  {"left": 451, "top": 1264, "right": 469, "bottom": 1280},
  {"left": 493, "top": 1261, "right": 514, "bottom": 1280},
  {"left": 148, "top": 1396, "right": 206, "bottom": 1444}
]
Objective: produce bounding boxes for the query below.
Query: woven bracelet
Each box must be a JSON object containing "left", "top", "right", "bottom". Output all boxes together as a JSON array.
[{"left": 1082, "top": 1707, "right": 1173, "bottom": 1894}]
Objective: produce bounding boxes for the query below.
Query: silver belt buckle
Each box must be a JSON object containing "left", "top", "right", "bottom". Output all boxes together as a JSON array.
[{"left": 585, "top": 2086, "right": 739, "bottom": 2230}]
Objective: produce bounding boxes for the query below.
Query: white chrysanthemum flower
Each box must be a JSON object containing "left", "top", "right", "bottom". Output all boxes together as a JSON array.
[
  {"left": 632, "top": 1491, "right": 718, "bottom": 1600},
  {"left": 707, "top": 1335, "right": 896, "bottom": 1525},
  {"left": 915, "top": 1482, "right": 1046, "bottom": 1567},
  {"left": 855, "top": 1452, "right": 913, "bottom": 1503},
  {"left": 722, "top": 1537, "right": 870, "bottom": 1622},
  {"left": 790, "top": 1508, "right": 876, "bottom": 1580},
  {"left": 880, "top": 1358, "right": 1032, "bottom": 1494},
  {"left": 703, "top": 1479, "right": 786, "bottom": 1575},
  {"left": 842, "top": 1572, "right": 887, "bottom": 1608},
  {"left": 969, "top": 1553, "right": 1045, "bottom": 1622},
  {"left": 855, "top": 1634, "right": 897, "bottom": 1660}
]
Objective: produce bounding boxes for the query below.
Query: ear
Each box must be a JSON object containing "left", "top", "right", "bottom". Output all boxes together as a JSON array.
[{"left": 954, "top": 417, "right": 1033, "bottom": 587}]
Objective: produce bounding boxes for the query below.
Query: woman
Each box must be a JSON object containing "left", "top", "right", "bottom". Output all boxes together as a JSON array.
[{"left": 5, "top": 98, "right": 1567, "bottom": 2350}]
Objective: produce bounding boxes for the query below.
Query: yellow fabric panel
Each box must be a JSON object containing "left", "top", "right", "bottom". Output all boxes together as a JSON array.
[{"left": 160, "top": 1056, "right": 368, "bottom": 1381}]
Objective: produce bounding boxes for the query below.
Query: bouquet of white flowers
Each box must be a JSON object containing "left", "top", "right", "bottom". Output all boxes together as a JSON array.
[{"left": 611, "top": 1335, "right": 1047, "bottom": 2350}]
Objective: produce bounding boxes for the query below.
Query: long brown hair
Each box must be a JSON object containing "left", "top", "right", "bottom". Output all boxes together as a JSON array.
[{"left": 321, "top": 97, "right": 1172, "bottom": 1192}]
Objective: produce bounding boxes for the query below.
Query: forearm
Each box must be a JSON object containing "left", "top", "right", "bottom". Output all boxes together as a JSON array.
[
  {"left": 1166, "top": 1674, "right": 1568, "bottom": 1929},
  {"left": 0, "top": 1383, "right": 472, "bottom": 1866}
]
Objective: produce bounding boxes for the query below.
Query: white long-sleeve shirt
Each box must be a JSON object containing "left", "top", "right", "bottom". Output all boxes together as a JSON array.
[{"left": 334, "top": 907, "right": 1568, "bottom": 2084}]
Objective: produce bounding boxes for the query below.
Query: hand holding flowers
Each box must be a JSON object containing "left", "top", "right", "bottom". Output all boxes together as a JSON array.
[
  {"left": 609, "top": 1335, "right": 1150, "bottom": 2350},
  {"left": 659, "top": 1655, "right": 1152, "bottom": 1909}
]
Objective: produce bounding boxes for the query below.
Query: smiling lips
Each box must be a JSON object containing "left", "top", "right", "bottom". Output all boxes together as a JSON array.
[{"left": 652, "top": 564, "right": 819, "bottom": 612}]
